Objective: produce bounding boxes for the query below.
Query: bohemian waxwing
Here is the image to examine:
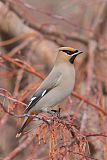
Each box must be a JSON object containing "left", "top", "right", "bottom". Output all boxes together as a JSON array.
[{"left": 16, "top": 47, "right": 83, "bottom": 137}]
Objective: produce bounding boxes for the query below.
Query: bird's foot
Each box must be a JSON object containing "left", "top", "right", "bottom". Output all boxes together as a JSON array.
[{"left": 50, "top": 108, "right": 61, "bottom": 118}]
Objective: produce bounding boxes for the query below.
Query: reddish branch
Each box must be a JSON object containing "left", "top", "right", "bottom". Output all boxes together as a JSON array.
[
  {"left": 72, "top": 92, "right": 107, "bottom": 116},
  {"left": 86, "top": 40, "right": 96, "bottom": 94},
  {"left": 85, "top": 133, "right": 107, "bottom": 138},
  {"left": 0, "top": 83, "right": 107, "bottom": 117},
  {"left": 0, "top": 92, "right": 26, "bottom": 106},
  {"left": 9, "top": 38, "right": 34, "bottom": 57},
  {"left": 3, "top": 133, "right": 36, "bottom": 160},
  {"left": 1, "top": 85, "right": 107, "bottom": 116},
  {"left": 1, "top": 54, "right": 44, "bottom": 80},
  {"left": 86, "top": 1, "right": 107, "bottom": 95},
  {"left": 1, "top": 0, "right": 107, "bottom": 51},
  {"left": 0, "top": 32, "right": 37, "bottom": 47},
  {"left": 1, "top": 54, "right": 107, "bottom": 116},
  {"left": 6, "top": 0, "right": 107, "bottom": 50},
  {"left": 1, "top": 0, "right": 89, "bottom": 46},
  {"left": 0, "top": 1, "right": 107, "bottom": 159},
  {"left": 67, "top": 150, "right": 98, "bottom": 160}
]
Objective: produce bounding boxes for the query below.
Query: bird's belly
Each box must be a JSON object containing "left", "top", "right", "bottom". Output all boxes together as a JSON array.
[{"left": 33, "top": 82, "right": 74, "bottom": 113}]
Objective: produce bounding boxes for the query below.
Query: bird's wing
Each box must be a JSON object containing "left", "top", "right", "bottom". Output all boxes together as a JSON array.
[{"left": 24, "top": 72, "right": 62, "bottom": 114}]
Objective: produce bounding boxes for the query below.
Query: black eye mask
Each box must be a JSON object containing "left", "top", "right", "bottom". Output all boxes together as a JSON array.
[
  {"left": 62, "top": 50, "right": 72, "bottom": 55},
  {"left": 62, "top": 49, "right": 79, "bottom": 55}
]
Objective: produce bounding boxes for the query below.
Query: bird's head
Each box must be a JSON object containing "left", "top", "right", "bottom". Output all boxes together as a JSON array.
[{"left": 58, "top": 47, "right": 83, "bottom": 64}]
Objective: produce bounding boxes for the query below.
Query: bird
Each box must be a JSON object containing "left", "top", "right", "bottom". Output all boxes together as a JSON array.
[{"left": 16, "top": 47, "right": 83, "bottom": 138}]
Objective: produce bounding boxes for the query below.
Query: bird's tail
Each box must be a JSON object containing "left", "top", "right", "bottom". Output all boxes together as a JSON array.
[
  {"left": 16, "top": 116, "right": 31, "bottom": 138},
  {"left": 16, "top": 111, "right": 38, "bottom": 138}
]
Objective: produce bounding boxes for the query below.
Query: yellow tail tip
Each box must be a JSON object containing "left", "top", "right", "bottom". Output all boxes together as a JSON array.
[{"left": 16, "top": 132, "right": 22, "bottom": 138}]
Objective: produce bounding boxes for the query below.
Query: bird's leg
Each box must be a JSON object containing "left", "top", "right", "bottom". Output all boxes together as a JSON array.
[
  {"left": 42, "top": 107, "right": 61, "bottom": 117},
  {"left": 50, "top": 108, "right": 61, "bottom": 118}
]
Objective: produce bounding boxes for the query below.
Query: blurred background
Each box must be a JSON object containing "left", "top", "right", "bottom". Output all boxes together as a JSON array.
[{"left": 0, "top": 0, "right": 107, "bottom": 159}]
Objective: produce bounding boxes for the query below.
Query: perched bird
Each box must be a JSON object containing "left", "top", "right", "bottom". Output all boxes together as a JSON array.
[{"left": 16, "top": 47, "right": 83, "bottom": 138}]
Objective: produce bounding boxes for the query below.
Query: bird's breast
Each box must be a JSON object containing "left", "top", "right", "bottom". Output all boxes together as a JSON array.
[{"left": 30, "top": 63, "right": 75, "bottom": 112}]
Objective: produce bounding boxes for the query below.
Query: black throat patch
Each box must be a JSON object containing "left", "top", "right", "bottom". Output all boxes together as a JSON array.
[{"left": 69, "top": 55, "right": 77, "bottom": 64}]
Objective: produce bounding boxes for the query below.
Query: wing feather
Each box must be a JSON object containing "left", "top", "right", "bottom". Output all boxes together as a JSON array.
[{"left": 24, "top": 71, "right": 62, "bottom": 114}]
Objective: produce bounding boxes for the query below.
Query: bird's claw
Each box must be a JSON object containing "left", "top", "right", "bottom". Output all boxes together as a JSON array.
[{"left": 49, "top": 108, "right": 61, "bottom": 118}]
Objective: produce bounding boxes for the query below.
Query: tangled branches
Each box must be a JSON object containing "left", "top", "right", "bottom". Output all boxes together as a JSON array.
[{"left": 0, "top": 0, "right": 107, "bottom": 160}]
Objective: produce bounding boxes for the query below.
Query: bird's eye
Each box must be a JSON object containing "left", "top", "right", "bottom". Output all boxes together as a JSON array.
[{"left": 62, "top": 50, "right": 72, "bottom": 55}]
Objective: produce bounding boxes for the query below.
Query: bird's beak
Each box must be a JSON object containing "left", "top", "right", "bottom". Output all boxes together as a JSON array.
[{"left": 72, "top": 50, "right": 83, "bottom": 57}]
